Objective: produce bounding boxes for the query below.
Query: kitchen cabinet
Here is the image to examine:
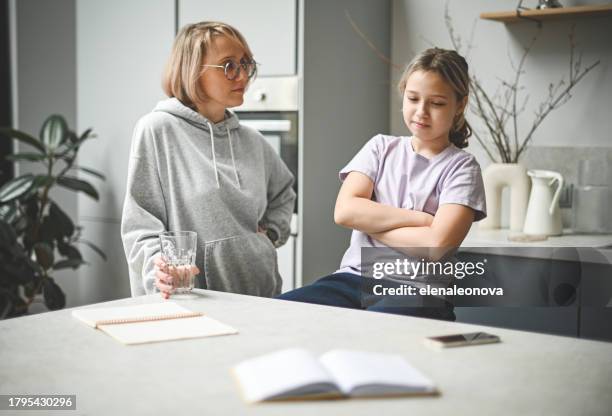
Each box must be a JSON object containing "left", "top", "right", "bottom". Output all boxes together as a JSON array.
[
  {"left": 178, "top": 0, "right": 297, "bottom": 76},
  {"left": 456, "top": 228, "right": 612, "bottom": 341},
  {"left": 455, "top": 247, "right": 612, "bottom": 341}
]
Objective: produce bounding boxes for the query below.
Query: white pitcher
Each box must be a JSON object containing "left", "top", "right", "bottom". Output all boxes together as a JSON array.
[{"left": 523, "top": 170, "right": 564, "bottom": 236}]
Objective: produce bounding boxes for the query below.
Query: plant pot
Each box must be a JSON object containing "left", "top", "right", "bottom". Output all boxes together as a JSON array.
[{"left": 479, "top": 163, "right": 530, "bottom": 232}]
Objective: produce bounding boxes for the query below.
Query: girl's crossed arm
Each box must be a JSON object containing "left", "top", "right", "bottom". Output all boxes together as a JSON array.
[
  {"left": 334, "top": 171, "right": 433, "bottom": 234},
  {"left": 369, "top": 203, "right": 475, "bottom": 260}
]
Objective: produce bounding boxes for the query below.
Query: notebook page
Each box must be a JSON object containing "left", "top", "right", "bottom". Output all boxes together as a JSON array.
[
  {"left": 72, "top": 302, "right": 192, "bottom": 327},
  {"left": 99, "top": 315, "right": 238, "bottom": 345},
  {"left": 319, "top": 349, "right": 436, "bottom": 396},
  {"left": 233, "top": 348, "right": 338, "bottom": 403}
]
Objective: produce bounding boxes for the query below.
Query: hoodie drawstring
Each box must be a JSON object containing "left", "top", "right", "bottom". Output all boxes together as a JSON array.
[
  {"left": 207, "top": 122, "right": 241, "bottom": 189},
  {"left": 207, "top": 122, "right": 221, "bottom": 188},
  {"left": 227, "top": 126, "right": 241, "bottom": 189}
]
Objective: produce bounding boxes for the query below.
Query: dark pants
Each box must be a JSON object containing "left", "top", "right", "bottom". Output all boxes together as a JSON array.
[{"left": 276, "top": 273, "right": 455, "bottom": 321}]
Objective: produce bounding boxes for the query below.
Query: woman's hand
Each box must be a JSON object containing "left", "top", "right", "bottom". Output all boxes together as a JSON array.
[{"left": 153, "top": 256, "right": 200, "bottom": 299}]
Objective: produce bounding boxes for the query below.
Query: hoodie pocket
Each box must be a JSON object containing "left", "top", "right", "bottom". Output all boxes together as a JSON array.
[{"left": 203, "top": 233, "right": 282, "bottom": 297}]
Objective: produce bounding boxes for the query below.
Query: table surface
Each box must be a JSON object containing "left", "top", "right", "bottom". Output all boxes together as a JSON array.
[{"left": 1, "top": 290, "right": 612, "bottom": 416}]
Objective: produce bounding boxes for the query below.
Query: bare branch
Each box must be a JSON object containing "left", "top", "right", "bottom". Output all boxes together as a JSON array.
[
  {"left": 465, "top": 17, "right": 478, "bottom": 59},
  {"left": 511, "top": 30, "right": 539, "bottom": 159},
  {"left": 471, "top": 129, "right": 499, "bottom": 162},
  {"left": 516, "top": 58, "right": 599, "bottom": 159},
  {"left": 419, "top": 35, "right": 436, "bottom": 48},
  {"left": 344, "top": 10, "right": 402, "bottom": 71},
  {"left": 446, "top": 1, "right": 599, "bottom": 163}
]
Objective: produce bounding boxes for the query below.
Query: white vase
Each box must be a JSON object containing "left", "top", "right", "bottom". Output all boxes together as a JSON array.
[{"left": 479, "top": 163, "right": 530, "bottom": 232}]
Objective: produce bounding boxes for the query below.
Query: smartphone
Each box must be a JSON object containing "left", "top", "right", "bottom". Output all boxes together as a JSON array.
[{"left": 425, "top": 332, "right": 500, "bottom": 348}]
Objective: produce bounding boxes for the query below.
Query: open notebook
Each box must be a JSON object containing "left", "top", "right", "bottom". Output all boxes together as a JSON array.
[
  {"left": 72, "top": 302, "right": 237, "bottom": 345},
  {"left": 233, "top": 348, "right": 438, "bottom": 402}
]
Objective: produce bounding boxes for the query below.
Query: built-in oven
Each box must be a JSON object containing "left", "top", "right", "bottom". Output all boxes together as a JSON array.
[
  {"left": 235, "top": 76, "right": 299, "bottom": 293},
  {"left": 237, "top": 113, "right": 298, "bottom": 210}
]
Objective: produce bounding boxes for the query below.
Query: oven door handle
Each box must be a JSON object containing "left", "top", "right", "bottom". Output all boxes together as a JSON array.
[{"left": 240, "top": 120, "right": 291, "bottom": 133}]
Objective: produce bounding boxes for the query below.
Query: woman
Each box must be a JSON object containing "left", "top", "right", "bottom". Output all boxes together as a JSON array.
[{"left": 121, "top": 22, "right": 295, "bottom": 298}]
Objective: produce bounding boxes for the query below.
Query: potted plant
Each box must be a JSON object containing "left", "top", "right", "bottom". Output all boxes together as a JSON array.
[{"left": 0, "top": 115, "right": 105, "bottom": 318}]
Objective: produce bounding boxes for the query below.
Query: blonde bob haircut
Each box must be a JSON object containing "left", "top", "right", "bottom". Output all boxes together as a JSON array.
[{"left": 162, "top": 21, "right": 255, "bottom": 109}]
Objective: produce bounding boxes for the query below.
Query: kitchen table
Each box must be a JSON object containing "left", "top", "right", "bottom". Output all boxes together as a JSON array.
[{"left": 1, "top": 290, "right": 611, "bottom": 415}]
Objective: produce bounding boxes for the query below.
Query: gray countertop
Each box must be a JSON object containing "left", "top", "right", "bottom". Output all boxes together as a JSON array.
[
  {"left": 465, "top": 225, "right": 612, "bottom": 248},
  {"left": 1, "top": 290, "right": 611, "bottom": 415},
  {"left": 464, "top": 226, "right": 612, "bottom": 264}
]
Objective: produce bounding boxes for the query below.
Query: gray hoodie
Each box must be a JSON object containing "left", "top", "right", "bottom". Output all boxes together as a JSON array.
[{"left": 121, "top": 98, "right": 295, "bottom": 297}]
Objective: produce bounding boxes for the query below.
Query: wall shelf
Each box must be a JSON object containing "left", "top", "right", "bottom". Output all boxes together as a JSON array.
[{"left": 480, "top": 4, "right": 612, "bottom": 23}]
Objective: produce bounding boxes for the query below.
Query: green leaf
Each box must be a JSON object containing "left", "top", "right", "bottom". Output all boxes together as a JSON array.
[
  {"left": 32, "top": 174, "right": 55, "bottom": 189},
  {"left": 0, "top": 219, "right": 17, "bottom": 247},
  {"left": 79, "top": 128, "right": 94, "bottom": 141},
  {"left": 49, "top": 202, "right": 75, "bottom": 238},
  {"left": 52, "top": 258, "right": 86, "bottom": 270},
  {"left": 77, "top": 239, "right": 107, "bottom": 261},
  {"left": 57, "top": 241, "right": 81, "bottom": 260},
  {"left": 33, "top": 242, "right": 54, "bottom": 270},
  {"left": 57, "top": 141, "right": 80, "bottom": 158},
  {"left": 56, "top": 176, "right": 99, "bottom": 200},
  {"left": 40, "top": 114, "right": 68, "bottom": 153},
  {"left": 0, "top": 174, "right": 35, "bottom": 203},
  {"left": 57, "top": 128, "right": 94, "bottom": 157},
  {"left": 0, "top": 203, "right": 19, "bottom": 224},
  {"left": 5, "top": 152, "right": 47, "bottom": 162},
  {"left": 39, "top": 216, "right": 58, "bottom": 243},
  {"left": 0, "top": 289, "right": 14, "bottom": 319},
  {"left": 69, "top": 165, "right": 106, "bottom": 180},
  {"left": 12, "top": 214, "right": 29, "bottom": 235},
  {"left": 0, "top": 127, "right": 46, "bottom": 153},
  {"left": 21, "top": 175, "right": 54, "bottom": 201},
  {"left": 42, "top": 277, "right": 66, "bottom": 310},
  {"left": 1, "top": 260, "right": 37, "bottom": 285},
  {"left": 67, "top": 130, "right": 78, "bottom": 144},
  {"left": 24, "top": 198, "right": 39, "bottom": 222}
]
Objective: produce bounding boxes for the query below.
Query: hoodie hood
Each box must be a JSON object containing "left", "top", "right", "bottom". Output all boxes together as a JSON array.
[
  {"left": 153, "top": 97, "right": 242, "bottom": 189},
  {"left": 153, "top": 97, "right": 241, "bottom": 134}
]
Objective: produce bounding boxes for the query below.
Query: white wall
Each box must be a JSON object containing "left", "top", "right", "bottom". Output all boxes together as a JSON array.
[
  {"left": 390, "top": 0, "right": 612, "bottom": 168},
  {"left": 76, "top": 0, "right": 175, "bottom": 304},
  {"left": 10, "top": 0, "right": 82, "bottom": 307}
]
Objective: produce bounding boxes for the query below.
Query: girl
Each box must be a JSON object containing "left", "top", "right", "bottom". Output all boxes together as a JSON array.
[
  {"left": 277, "top": 48, "right": 486, "bottom": 320},
  {"left": 121, "top": 22, "right": 295, "bottom": 299}
]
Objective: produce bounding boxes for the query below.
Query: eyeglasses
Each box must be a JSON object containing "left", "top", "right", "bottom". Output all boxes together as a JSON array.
[{"left": 202, "top": 58, "right": 258, "bottom": 80}]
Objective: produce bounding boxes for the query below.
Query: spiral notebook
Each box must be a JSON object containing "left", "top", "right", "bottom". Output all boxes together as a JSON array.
[{"left": 72, "top": 302, "right": 238, "bottom": 345}]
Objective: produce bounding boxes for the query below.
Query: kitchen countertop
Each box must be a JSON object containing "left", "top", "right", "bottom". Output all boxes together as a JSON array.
[
  {"left": 465, "top": 226, "right": 612, "bottom": 248},
  {"left": 463, "top": 226, "right": 612, "bottom": 264},
  {"left": 1, "top": 290, "right": 611, "bottom": 415}
]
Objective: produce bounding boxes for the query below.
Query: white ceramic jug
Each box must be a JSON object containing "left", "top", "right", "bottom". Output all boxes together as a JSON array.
[{"left": 523, "top": 170, "right": 564, "bottom": 236}]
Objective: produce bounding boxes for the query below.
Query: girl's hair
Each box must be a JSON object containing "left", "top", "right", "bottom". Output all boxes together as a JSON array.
[
  {"left": 398, "top": 47, "right": 472, "bottom": 148},
  {"left": 162, "top": 21, "right": 255, "bottom": 108}
]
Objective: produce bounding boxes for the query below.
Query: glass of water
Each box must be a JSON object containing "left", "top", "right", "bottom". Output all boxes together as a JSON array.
[{"left": 159, "top": 231, "right": 197, "bottom": 294}]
